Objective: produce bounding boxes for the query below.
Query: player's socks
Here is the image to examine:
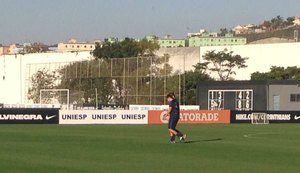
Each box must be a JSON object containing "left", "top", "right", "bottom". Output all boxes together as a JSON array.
[
  {"left": 170, "top": 135, "right": 176, "bottom": 142},
  {"left": 176, "top": 132, "right": 183, "bottom": 137}
]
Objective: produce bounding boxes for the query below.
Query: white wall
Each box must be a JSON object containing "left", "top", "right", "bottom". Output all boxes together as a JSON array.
[
  {"left": 156, "top": 47, "right": 201, "bottom": 72},
  {"left": 200, "top": 42, "right": 300, "bottom": 80},
  {"left": 0, "top": 52, "right": 92, "bottom": 104}
]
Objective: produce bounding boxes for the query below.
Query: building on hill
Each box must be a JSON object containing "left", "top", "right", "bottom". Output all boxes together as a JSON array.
[
  {"left": 293, "top": 17, "right": 300, "bottom": 26},
  {"left": 0, "top": 46, "right": 10, "bottom": 55},
  {"left": 233, "top": 24, "right": 257, "bottom": 34},
  {"left": 157, "top": 35, "right": 185, "bottom": 48},
  {"left": 188, "top": 33, "right": 247, "bottom": 47},
  {"left": 57, "top": 39, "right": 101, "bottom": 52},
  {"left": 0, "top": 44, "right": 25, "bottom": 55},
  {"left": 187, "top": 29, "right": 217, "bottom": 37}
]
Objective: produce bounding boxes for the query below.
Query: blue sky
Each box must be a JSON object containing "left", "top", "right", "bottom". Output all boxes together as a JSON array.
[{"left": 0, "top": 0, "right": 300, "bottom": 44}]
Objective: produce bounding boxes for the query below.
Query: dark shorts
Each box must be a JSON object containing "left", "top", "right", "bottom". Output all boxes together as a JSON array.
[{"left": 168, "top": 115, "right": 179, "bottom": 129}]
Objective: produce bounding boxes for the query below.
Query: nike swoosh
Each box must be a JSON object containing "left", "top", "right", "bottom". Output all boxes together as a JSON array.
[
  {"left": 295, "top": 116, "right": 300, "bottom": 120},
  {"left": 46, "top": 115, "right": 57, "bottom": 120}
]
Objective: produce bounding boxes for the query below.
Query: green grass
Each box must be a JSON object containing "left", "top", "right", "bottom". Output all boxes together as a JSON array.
[{"left": 0, "top": 124, "right": 299, "bottom": 173}]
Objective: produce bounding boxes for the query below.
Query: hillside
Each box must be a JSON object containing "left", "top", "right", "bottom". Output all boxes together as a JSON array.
[{"left": 238, "top": 26, "right": 300, "bottom": 43}]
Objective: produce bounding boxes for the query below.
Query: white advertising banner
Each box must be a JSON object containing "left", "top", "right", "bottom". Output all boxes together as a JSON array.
[
  {"left": 59, "top": 110, "right": 148, "bottom": 125},
  {"left": 129, "top": 105, "right": 199, "bottom": 111}
]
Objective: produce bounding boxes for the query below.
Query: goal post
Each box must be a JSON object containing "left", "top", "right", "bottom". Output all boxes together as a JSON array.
[
  {"left": 251, "top": 112, "right": 269, "bottom": 124},
  {"left": 40, "top": 89, "right": 70, "bottom": 109}
]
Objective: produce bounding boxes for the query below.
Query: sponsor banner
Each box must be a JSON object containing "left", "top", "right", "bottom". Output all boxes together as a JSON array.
[
  {"left": 0, "top": 108, "right": 59, "bottom": 124},
  {"left": 80, "top": 104, "right": 129, "bottom": 110},
  {"left": 59, "top": 110, "right": 148, "bottom": 124},
  {"left": 129, "top": 105, "right": 200, "bottom": 111},
  {"left": 148, "top": 110, "right": 230, "bottom": 124},
  {"left": 231, "top": 111, "right": 300, "bottom": 123}
]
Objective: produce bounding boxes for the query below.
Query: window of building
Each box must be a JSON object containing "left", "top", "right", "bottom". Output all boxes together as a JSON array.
[
  {"left": 90, "top": 46, "right": 93, "bottom": 48},
  {"left": 77, "top": 45, "right": 80, "bottom": 48},
  {"left": 273, "top": 95, "right": 280, "bottom": 110},
  {"left": 162, "top": 41, "right": 164, "bottom": 43},
  {"left": 211, "top": 39, "right": 214, "bottom": 42},
  {"left": 169, "top": 41, "right": 172, "bottom": 44},
  {"left": 173, "top": 41, "right": 176, "bottom": 44},
  {"left": 290, "top": 94, "right": 300, "bottom": 102},
  {"left": 84, "top": 45, "right": 87, "bottom": 48},
  {"left": 72, "top": 45, "right": 74, "bottom": 48},
  {"left": 65, "top": 45, "right": 68, "bottom": 48},
  {"left": 235, "top": 39, "right": 238, "bottom": 42}
]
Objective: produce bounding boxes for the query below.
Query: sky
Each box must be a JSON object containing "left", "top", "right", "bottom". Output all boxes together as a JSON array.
[{"left": 0, "top": 0, "right": 300, "bottom": 44}]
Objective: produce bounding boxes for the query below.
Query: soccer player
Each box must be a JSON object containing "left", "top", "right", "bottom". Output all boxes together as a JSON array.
[{"left": 165, "top": 93, "right": 186, "bottom": 143}]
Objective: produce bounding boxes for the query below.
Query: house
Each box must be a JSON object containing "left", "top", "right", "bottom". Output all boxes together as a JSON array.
[
  {"left": 233, "top": 24, "right": 256, "bottom": 34},
  {"left": 293, "top": 17, "right": 300, "bottom": 26},
  {"left": 57, "top": 39, "right": 101, "bottom": 52}
]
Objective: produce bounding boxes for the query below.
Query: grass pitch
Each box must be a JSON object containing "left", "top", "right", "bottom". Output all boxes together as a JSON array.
[{"left": 0, "top": 124, "right": 299, "bottom": 173}]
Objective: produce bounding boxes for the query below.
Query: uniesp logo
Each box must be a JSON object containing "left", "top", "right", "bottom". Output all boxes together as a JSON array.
[{"left": 0, "top": 114, "right": 43, "bottom": 120}]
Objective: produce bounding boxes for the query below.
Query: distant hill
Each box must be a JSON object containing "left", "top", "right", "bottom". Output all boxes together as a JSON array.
[
  {"left": 238, "top": 26, "right": 300, "bottom": 43},
  {"left": 249, "top": 37, "right": 294, "bottom": 44}
]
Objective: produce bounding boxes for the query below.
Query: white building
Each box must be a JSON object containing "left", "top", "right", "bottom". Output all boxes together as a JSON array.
[
  {"left": 293, "top": 18, "right": 300, "bottom": 26},
  {"left": 57, "top": 39, "right": 101, "bottom": 52}
]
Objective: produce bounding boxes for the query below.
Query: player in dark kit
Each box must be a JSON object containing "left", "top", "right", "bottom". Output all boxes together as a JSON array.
[{"left": 165, "top": 93, "right": 187, "bottom": 143}]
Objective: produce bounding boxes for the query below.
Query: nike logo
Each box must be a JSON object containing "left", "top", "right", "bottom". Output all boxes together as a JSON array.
[
  {"left": 295, "top": 116, "right": 300, "bottom": 120},
  {"left": 45, "top": 115, "right": 57, "bottom": 120}
]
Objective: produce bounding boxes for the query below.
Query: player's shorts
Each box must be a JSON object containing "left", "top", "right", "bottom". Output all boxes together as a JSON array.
[{"left": 168, "top": 115, "right": 179, "bottom": 129}]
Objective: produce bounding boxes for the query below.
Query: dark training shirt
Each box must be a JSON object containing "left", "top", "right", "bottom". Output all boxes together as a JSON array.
[{"left": 169, "top": 99, "right": 180, "bottom": 117}]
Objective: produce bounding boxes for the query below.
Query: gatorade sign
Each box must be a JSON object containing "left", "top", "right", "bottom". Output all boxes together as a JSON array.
[{"left": 148, "top": 110, "right": 230, "bottom": 124}]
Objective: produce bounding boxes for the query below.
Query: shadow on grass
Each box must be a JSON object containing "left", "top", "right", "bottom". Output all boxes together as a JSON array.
[{"left": 185, "top": 138, "right": 223, "bottom": 144}]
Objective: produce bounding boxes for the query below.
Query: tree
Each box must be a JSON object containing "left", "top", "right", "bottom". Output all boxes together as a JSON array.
[
  {"left": 93, "top": 37, "right": 159, "bottom": 59},
  {"left": 261, "top": 20, "right": 272, "bottom": 30},
  {"left": 286, "top": 16, "right": 296, "bottom": 26},
  {"left": 251, "top": 66, "right": 300, "bottom": 80},
  {"left": 219, "top": 28, "right": 229, "bottom": 36},
  {"left": 57, "top": 55, "right": 173, "bottom": 105},
  {"left": 197, "top": 49, "right": 248, "bottom": 81},
  {"left": 57, "top": 60, "right": 115, "bottom": 105},
  {"left": 137, "top": 38, "right": 160, "bottom": 56},
  {"left": 27, "top": 68, "right": 58, "bottom": 103},
  {"left": 23, "top": 42, "right": 49, "bottom": 54},
  {"left": 270, "top": 15, "right": 284, "bottom": 30},
  {"left": 183, "top": 64, "right": 213, "bottom": 105}
]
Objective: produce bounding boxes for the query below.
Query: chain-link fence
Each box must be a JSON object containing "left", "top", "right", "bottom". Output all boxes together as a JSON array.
[{"left": 26, "top": 54, "right": 195, "bottom": 108}]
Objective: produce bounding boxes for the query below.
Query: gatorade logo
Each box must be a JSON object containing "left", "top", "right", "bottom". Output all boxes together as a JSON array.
[
  {"left": 160, "top": 111, "right": 169, "bottom": 124},
  {"left": 150, "top": 110, "right": 230, "bottom": 124}
]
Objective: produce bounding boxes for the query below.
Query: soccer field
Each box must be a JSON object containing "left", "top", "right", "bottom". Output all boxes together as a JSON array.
[{"left": 0, "top": 124, "right": 299, "bottom": 173}]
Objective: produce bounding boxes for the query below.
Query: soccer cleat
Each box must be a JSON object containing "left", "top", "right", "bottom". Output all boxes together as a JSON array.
[
  {"left": 180, "top": 134, "right": 187, "bottom": 142},
  {"left": 169, "top": 140, "right": 176, "bottom": 144}
]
